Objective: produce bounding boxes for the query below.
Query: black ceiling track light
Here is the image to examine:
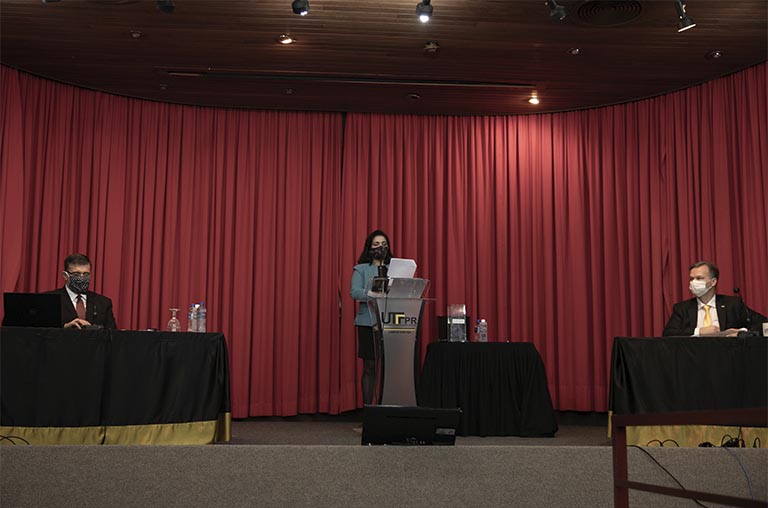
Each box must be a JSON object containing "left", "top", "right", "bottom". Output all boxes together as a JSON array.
[
  {"left": 416, "top": 0, "right": 433, "bottom": 23},
  {"left": 545, "top": 0, "right": 567, "bottom": 21},
  {"left": 292, "top": 0, "right": 309, "bottom": 16},
  {"left": 674, "top": 0, "right": 696, "bottom": 32},
  {"left": 156, "top": 0, "right": 175, "bottom": 13}
]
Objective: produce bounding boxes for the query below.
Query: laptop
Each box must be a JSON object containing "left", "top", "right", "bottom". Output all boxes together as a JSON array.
[{"left": 2, "top": 292, "right": 62, "bottom": 327}]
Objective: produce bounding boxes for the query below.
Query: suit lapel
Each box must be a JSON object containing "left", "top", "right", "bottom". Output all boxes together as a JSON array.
[
  {"left": 687, "top": 300, "right": 699, "bottom": 329},
  {"left": 60, "top": 287, "right": 94, "bottom": 323},
  {"left": 60, "top": 287, "right": 77, "bottom": 322},
  {"left": 85, "top": 292, "right": 96, "bottom": 322},
  {"left": 716, "top": 298, "right": 727, "bottom": 328}
]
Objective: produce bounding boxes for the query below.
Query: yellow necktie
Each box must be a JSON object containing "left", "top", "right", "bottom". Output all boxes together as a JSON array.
[{"left": 702, "top": 304, "right": 712, "bottom": 328}]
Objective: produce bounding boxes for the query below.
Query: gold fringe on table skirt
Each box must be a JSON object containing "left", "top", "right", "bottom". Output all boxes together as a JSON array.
[{"left": 0, "top": 413, "right": 230, "bottom": 445}]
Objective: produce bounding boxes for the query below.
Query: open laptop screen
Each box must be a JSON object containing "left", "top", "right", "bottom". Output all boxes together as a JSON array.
[{"left": 2, "top": 292, "right": 62, "bottom": 327}]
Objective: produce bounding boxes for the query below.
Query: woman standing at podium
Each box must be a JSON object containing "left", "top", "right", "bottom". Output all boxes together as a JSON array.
[{"left": 350, "top": 229, "right": 393, "bottom": 405}]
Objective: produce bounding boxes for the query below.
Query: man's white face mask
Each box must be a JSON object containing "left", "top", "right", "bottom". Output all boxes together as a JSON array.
[{"left": 689, "top": 279, "right": 712, "bottom": 298}]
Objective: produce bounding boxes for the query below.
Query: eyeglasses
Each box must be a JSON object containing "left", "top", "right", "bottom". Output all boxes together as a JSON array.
[{"left": 66, "top": 271, "right": 91, "bottom": 277}]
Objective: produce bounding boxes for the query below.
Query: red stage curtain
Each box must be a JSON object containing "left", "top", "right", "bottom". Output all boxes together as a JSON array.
[
  {"left": 0, "top": 66, "right": 25, "bottom": 293},
  {"left": 2, "top": 63, "right": 766, "bottom": 414},
  {"left": 0, "top": 66, "right": 350, "bottom": 417},
  {"left": 338, "top": 64, "right": 767, "bottom": 411}
]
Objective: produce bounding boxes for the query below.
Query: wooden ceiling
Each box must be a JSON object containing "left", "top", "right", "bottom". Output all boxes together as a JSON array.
[{"left": 1, "top": 0, "right": 766, "bottom": 115}]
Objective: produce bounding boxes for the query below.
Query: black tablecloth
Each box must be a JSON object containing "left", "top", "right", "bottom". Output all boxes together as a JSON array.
[
  {"left": 609, "top": 337, "right": 768, "bottom": 415},
  {"left": 418, "top": 342, "right": 558, "bottom": 437},
  {"left": 0, "top": 327, "right": 230, "bottom": 429}
]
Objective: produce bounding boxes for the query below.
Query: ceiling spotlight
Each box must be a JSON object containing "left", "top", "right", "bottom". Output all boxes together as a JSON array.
[
  {"left": 292, "top": 0, "right": 309, "bottom": 16},
  {"left": 156, "top": 0, "right": 174, "bottom": 13},
  {"left": 416, "top": 0, "right": 433, "bottom": 23},
  {"left": 278, "top": 34, "right": 295, "bottom": 44},
  {"left": 674, "top": 0, "right": 696, "bottom": 32},
  {"left": 528, "top": 94, "right": 540, "bottom": 105},
  {"left": 705, "top": 50, "right": 723, "bottom": 60},
  {"left": 545, "top": 0, "right": 567, "bottom": 21}
]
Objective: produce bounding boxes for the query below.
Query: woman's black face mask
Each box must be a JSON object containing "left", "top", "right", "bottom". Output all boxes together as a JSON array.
[{"left": 370, "top": 246, "right": 389, "bottom": 260}]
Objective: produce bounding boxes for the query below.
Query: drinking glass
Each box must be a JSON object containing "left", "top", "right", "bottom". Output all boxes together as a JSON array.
[{"left": 167, "top": 308, "right": 181, "bottom": 332}]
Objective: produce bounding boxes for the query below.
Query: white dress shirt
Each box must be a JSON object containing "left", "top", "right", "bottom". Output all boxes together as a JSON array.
[
  {"left": 693, "top": 294, "right": 718, "bottom": 336},
  {"left": 65, "top": 285, "right": 87, "bottom": 310}
]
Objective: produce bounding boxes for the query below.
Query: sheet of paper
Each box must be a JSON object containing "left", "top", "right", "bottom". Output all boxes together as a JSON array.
[{"left": 388, "top": 258, "right": 417, "bottom": 279}]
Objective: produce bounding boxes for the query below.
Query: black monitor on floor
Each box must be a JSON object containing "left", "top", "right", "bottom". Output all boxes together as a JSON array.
[
  {"left": 2, "top": 292, "right": 62, "bottom": 327},
  {"left": 361, "top": 405, "right": 461, "bottom": 446}
]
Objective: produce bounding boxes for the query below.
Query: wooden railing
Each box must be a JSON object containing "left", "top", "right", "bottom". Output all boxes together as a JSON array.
[{"left": 612, "top": 407, "right": 768, "bottom": 508}]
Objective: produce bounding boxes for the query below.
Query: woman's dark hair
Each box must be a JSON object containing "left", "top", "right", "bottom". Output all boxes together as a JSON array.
[{"left": 357, "top": 229, "right": 393, "bottom": 264}]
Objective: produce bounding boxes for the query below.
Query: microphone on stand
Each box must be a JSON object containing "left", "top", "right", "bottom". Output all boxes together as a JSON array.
[
  {"left": 373, "top": 265, "right": 389, "bottom": 293},
  {"left": 733, "top": 287, "right": 759, "bottom": 337}
]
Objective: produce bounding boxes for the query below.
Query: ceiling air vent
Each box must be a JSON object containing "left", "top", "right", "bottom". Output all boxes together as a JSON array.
[{"left": 577, "top": 0, "right": 643, "bottom": 27}]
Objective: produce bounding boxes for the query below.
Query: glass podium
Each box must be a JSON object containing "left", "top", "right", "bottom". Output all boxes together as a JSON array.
[{"left": 364, "top": 277, "right": 430, "bottom": 406}]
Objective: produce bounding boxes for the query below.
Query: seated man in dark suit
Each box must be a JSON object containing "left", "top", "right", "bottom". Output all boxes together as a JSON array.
[
  {"left": 46, "top": 253, "right": 117, "bottom": 330},
  {"left": 663, "top": 260, "right": 766, "bottom": 337}
]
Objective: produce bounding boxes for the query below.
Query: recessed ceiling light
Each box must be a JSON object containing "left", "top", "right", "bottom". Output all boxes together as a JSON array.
[
  {"left": 706, "top": 50, "right": 723, "bottom": 59},
  {"left": 568, "top": 47, "right": 581, "bottom": 55},
  {"left": 407, "top": 93, "right": 421, "bottom": 101},
  {"left": 129, "top": 30, "right": 143, "bottom": 39},
  {"left": 528, "top": 94, "right": 540, "bottom": 105},
  {"left": 278, "top": 34, "right": 295, "bottom": 45}
]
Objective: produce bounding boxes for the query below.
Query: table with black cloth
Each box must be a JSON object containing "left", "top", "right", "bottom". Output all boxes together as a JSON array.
[
  {"left": 418, "top": 342, "right": 558, "bottom": 437},
  {"left": 609, "top": 336, "right": 768, "bottom": 447},
  {"left": 0, "top": 327, "right": 231, "bottom": 445},
  {"left": 609, "top": 337, "right": 767, "bottom": 415}
]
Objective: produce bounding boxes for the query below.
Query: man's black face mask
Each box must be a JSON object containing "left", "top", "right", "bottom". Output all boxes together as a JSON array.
[{"left": 66, "top": 272, "right": 90, "bottom": 294}]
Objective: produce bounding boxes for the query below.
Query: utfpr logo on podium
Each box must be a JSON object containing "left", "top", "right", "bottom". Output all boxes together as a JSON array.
[{"left": 381, "top": 311, "right": 418, "bottom": 332}]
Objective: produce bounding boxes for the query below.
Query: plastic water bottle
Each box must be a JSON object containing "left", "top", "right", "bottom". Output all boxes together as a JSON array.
[
  {"left": 187, "top": 303, "right": 198, "bottom": 332},
  {"left": 475, "top": 319, "right": 488, "bottom": 342},
  {"left": 198, "top": 302, "right": 207, "bottom": 333}
]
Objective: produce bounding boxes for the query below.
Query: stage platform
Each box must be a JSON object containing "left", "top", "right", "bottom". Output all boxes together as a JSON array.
[
  {"left": 2, "top": 416, "right": 766, "bottom": 508},
  {"left": 225, "top": 415, "right": 611, "bottom": 446}
]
